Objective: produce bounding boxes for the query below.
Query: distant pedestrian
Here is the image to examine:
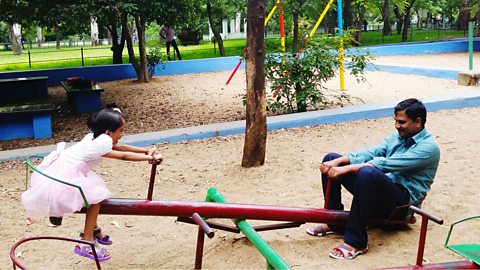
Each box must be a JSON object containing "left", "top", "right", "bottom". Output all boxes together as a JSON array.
[{"left": 160, "top": 26, "right": 182, "bottom": 61}]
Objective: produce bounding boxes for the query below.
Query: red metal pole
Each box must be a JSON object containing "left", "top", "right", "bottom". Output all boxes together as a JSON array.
[
  {"left": 324, "top": 178, "right": 331, "bottom": 208},
  {"left": 90, "top": 198, "right": 350, "bottom": 225},
  {"left": 147, "top": 162, "right": 157, "bottom": 201},
  {"left": 194, "top": 228, "right": 205, "bottom": 270},
  {"left": 226, "top": 51, "right": 246, "bottom": 85},
  {"left": 415, "top": 217, "right": 428, "bottom": 267},
  {"left": 378, "top": 260, "right": 478, "bottom": 269}
]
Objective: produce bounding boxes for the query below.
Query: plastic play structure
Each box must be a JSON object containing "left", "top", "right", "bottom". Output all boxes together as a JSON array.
[{"left": 10, "top": 157, "right": 479, "bottom": 269}]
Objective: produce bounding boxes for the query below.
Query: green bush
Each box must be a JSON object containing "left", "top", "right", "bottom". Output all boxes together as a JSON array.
[
  {"left": 147, "top": 46, "right": 167, "bottom": 78},
  {"left": 264, "top": 33, "right": 371, "bottom": 113}
]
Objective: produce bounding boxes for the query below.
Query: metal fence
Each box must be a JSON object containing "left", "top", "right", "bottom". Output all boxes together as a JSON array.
[{"left": 0, "top": 27, "right": 471, "bottom": 71}]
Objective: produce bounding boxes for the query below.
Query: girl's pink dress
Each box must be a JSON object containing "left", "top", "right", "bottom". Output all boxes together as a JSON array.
[{"left": 21, "top": 133, "right": 113, "bottom": 217}]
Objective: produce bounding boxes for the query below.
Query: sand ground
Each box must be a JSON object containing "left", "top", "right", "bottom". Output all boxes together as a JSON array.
[{"left": 0, "top": 53, "right": 479, "bottom": 269}]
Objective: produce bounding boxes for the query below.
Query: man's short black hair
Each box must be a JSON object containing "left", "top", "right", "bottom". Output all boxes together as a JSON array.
[{"left": 394, "top": 98, "right": 427, "bottom": 126}]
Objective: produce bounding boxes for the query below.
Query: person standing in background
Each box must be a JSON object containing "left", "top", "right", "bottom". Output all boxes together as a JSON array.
[{"left": 159, "top": 26, "right": 182, "bottom": 61}]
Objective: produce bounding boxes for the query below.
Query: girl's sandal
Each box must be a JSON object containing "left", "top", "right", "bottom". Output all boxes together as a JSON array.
[
  {"left": 74, "top": 243, "right": 111, "bottom": 262},
  {"left": 79, "top": 228, "right": 113, "bottom": 245}
]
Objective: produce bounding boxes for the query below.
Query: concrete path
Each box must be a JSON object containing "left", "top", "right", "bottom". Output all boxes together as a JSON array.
[{"left": 1, "top": 90, "right": 479, "bottom": 162}]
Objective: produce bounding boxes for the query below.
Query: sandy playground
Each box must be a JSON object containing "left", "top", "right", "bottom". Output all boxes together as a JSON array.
[{"left": 0, "top": 52, "right": 479, "bottom": 269}]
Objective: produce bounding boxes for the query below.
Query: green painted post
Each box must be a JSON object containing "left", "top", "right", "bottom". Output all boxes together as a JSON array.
[
  {"left": 469, "top": 21, "right": 473, "bottom": 71},
  {"left": 206, "top": 188, "right": 291, "bottom": 270}
]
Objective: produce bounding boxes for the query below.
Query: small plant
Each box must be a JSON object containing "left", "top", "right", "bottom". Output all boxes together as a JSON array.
[
  {"left": 264, "top": 32, "right": 371, "bottom": 113},
  {"left": 147, "top": 46, "right": 167, "bottom": 78}
]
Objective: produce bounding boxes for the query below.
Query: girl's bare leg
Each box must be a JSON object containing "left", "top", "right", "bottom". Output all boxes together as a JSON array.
[{"left": 82, "top": 204, "right": 100, "bottom": 242}]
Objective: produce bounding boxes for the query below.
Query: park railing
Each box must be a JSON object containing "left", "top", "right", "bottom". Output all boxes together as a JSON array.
[{"left": 0, "top": 27, "right": 472, "bottom": 72}]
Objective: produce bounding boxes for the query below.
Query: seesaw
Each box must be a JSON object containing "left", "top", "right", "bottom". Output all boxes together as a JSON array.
[{"left": 11, "top": 157, "right": 477, "bottom": 269}]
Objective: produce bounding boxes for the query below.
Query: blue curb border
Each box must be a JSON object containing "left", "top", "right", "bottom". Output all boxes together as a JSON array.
[
  {"left": 370, "top": 64, "right": 460, "bottom": 79},
  {"left": 2, "top": 91, "right": 479, "bottom": 162}
]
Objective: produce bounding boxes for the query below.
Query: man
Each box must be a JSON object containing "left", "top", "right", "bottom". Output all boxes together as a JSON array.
[
  {"left": 306, "top": 98, "right": 440, "bottom": 260},
  {"left": 159, "top": 26, "right": 182, "bottom": 61}
]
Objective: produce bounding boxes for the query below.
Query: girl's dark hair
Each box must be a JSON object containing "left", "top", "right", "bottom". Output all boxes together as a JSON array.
[
  {"left": 394, "top": 98, "right": 427, "bottom": 126},
  {"left": 87, "top": 108, "right": 123, "bottom": 138}
]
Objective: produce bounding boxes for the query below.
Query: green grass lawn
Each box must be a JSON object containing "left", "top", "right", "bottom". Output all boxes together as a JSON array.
[{"left": 0, "top": 29, "right": 468, "bottom": 72}]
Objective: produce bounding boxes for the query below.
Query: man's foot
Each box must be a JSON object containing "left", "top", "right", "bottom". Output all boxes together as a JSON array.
[
  {"left": 328, "top": 242, "right": 368, "bottom": 260},
  {"left": 306, "top": 224, "right": 340, "bottom": 237}
]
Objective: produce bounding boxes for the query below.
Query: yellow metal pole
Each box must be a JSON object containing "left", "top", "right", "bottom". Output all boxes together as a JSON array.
[
  {"left": 339, "top": 37, "right": 345, "bottom": 90},
  {"left": 309, "top": 0, "right": 335, "bottom": 38},
  {"left": 265, "top": 1, "right": 279, "bottom": 26}
]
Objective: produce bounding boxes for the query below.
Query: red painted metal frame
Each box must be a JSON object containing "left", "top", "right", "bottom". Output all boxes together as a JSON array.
[
  {"left": 379, "top": 206, "right": 478, "bottom": 270},
  {"left": 10, "top": 236, "right": 101, "bottom": 270},
  {"left": 83, "top": 198, "right": 351, "bottom": 225}
]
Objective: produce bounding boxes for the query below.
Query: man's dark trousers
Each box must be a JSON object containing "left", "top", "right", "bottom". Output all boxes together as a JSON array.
[{"left": 322, "top": 153, "right": 410, "bottom": 250}]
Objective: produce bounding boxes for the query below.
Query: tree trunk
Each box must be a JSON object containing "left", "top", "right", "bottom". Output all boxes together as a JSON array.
[
  {"left": 135, "top": 16, "right": 149, "bottom": 82},
  {"left": 55, "top": 25, "right": 61, "bottom": 49},
  {"left": 352, "top": 6, "right": 366, "bottom": 44},
  {"left": 343, "top": 0, "right": 355, "bottom": 30},
  {"left": 10, "top": 24, "right": 22, "bottom": 55},
  {"left": 295, "top": 83, "right": 306, "bottom": 112},
  {"left": 382, "top": 0, "right": 392, "bottom": 36},
  {"left": 242, "top": 0, "right": 267, "bottom": 168},
  {"left": 401, "top": 0, "right": 415, "bottom": 41},
  {"left": 394, "top": 6, "right": 403, "bottom": 34},
  {"left": 457, "top": 0, "right": 470, "bottom": 31},
  {"left": 206, "top": 0, "right": 225, "bottom": 56},
  {"left": 291, "top": 0, "right": 304, "bottom": 54},
  {"left": 36, "top": 27, "right": 43, "bottom": 48},
  {"left": 326, "top": 12, "right": 336, "bottom": 34},
  {"left": 108, "top": 21, "right": 125, "bottom": 64},
  {"left": 476, "top": 0, "right": 480, "bottom": 36},
  {"left": 91, "top": 17, "right": 99, "bottom": 46},
  {"left": 122, "top": 13, "right": 145, "bottom": 82},
  {"left": 292, "top": 8, "right": 300, "bottom": 53}
]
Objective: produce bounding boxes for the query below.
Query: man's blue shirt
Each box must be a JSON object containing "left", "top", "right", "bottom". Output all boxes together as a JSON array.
[{"left": 347, "top": 128, "right": 440, "bottom": 202}]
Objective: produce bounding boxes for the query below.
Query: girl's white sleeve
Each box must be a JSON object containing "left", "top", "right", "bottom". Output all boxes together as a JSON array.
[{"left": 83, "top": 134, "right": 113, "bottom": 160}]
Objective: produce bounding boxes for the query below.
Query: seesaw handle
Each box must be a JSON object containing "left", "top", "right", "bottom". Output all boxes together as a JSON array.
[{"left": 147, "top": 160, "right": 161, "bottom": 201}]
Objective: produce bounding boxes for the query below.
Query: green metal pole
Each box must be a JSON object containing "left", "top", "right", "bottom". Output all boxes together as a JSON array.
[
  {"left": 468, "top": 21, "right": 473, "bottom": 71},
  {"left": 206, "top": 188, "right": 291, "bottom": 270}
]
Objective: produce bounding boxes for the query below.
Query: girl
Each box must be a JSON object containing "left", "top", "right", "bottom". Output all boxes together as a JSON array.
[{"left": 21, "top": 108, "right": 162, "bottom": 262}]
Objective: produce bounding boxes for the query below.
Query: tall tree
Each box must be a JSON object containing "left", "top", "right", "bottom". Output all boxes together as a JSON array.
[
  {"left": 206, "top": 0, "right": 226, "bottom": 56},
  {"left": 394, "top": 5, "right": 404, "bottom": 34},
  {"left": 402, "top": 0, "right": 416, "bottom": 41},
  {"left": 117, "top": 0, "right": 194, "bottom": 82},
  {"left": 205, "top": 0, "right": 242, "bottom": 57},
  {"left": 382, "top": 0, "right": 392, "bottom": 35},
  {"left": 457, "top": 0, "right": 470, "bottom": 30},
  {"left": 88, "top": 0, "right": 127, "bottom": 64},
  {"left": 0, "top": 0, "right": 29, "bottom": 54},
  {"left": 10, "top": 23, "right": 23, "bottom": 55},
  {"left": 476, "top": 0, "right": 480, "bottom": 36},
  {"left": 291, "top": 0, "right": 306, "bottom": 54},
  {"left": 242, "top": 0, "right": 267, "bottom": 168}
]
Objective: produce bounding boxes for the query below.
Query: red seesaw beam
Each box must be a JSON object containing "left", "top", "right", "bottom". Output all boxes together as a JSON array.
[{"left": 82, "top": 198, "right": 350, "bottom": 225}]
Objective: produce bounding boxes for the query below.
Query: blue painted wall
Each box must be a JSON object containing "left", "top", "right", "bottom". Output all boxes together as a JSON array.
[
  {"left": 0, "top": 56, "right": 244, "bottom": 86},
  {"left": 351, "top": 38, "right": 480, "bottom": 56},
  {"left": 0, "top": 39, "right": 477, "bottom": 86}
]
